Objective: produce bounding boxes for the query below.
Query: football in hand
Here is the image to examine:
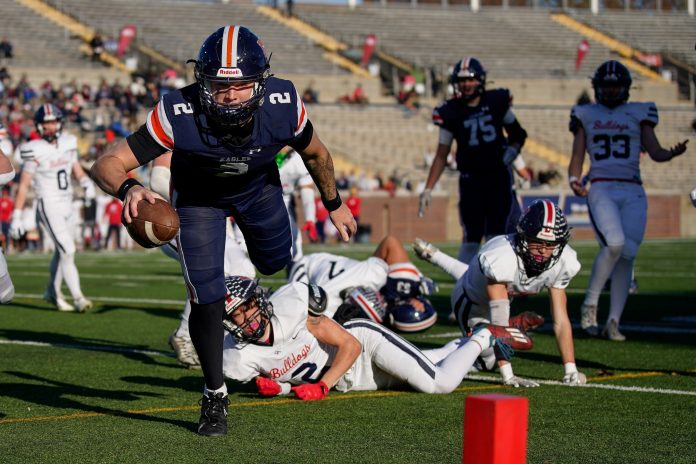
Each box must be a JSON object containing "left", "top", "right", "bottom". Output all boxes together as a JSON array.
[{"left": 123, "top": 199, "right": 179, "bottom": 248}]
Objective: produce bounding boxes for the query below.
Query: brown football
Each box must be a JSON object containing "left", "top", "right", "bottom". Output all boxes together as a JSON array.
[{"left": 123, "top": 199, "right": 179, "bottom": 248}]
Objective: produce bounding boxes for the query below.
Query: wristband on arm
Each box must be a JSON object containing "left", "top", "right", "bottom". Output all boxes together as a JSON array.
[
  {"left": 117, "top": 178, "right": 143, "bottom": 201},
  {"left": 321, "top": 191, "right": 342, "bottom": 212}
]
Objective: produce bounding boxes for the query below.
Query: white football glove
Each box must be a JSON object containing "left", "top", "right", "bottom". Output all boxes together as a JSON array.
[
  {"left": 503, "top": 376, "right": 540, "bottom": 388},
  {"left": 418, "top": 188, "right": 432, "bottom": 218},
  {"left": 9, "top": 210, "right": 24, "bottom": 240},
  {"left": 690, "top": 187, "right": 696, "bottom": 208},
  {"left": 562, "top": 371, "right": 587, "bottom": 386},
  {"left": 502, "top": 146, "right": 519, "bottom": 166}
]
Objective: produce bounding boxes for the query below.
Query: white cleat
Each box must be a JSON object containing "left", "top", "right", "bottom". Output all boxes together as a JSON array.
[
  {"left": 74, "top": 297, "right": 93, "bottom": 313},
  {"left": 413, "top": 238, "right": 439, "bottom": 261},
  {"left": 44, "top": 289, "right": 75, "bottom": 312},
  {"left": 602, "top": 319, "right": 626, "bottom": 342},
  {"left": 169, "top": 331, "right": 201, "bottom": 369},
  {"left": 580, "top": 303, "right": 599, "bottom": 336}
]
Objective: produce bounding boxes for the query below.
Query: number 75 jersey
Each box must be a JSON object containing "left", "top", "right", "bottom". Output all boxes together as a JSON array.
[
  {"left": 569, "top": 102, "right": 658, "bottom": 182},
  {"left": 16, "top": 133, "right": 78, "bottom": 203}
]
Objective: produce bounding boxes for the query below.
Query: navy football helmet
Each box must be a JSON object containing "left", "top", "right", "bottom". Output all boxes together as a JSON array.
[
  {"left": 388, "top": 296, "right": 437, "bottom": 333},
  {"left": 191, "top": 25, "right": 271, "bottom": 128},
  {"left": 515, "top": 200, "right": 570, "bottom": 276},
  {"left": 223, "top": 275, "right": 273, "bottom": 343},
  {"left": 34, "top": 103, "right": 63, "bottom": 142},
  {"left": 592, "top": 60, "right": 632, "bottom": 108},
  {"left": 450, "top": 57, "right": 486, "bottom": 102}
]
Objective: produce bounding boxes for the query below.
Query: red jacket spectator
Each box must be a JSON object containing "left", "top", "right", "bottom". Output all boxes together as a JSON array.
[
  {"left": 104, "top": 198, "right": 123, "bottom": 225},
  {"left": 345, "top": 187, "right": 362, "bottom": 222}
]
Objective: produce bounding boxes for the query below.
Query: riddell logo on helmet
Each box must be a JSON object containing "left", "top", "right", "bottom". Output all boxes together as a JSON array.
[{"left": 217, "top": 68, "right": 243, "bottom": 77}]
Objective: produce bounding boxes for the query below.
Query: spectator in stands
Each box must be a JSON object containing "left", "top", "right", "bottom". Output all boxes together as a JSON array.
[
  {"left": 336, "top": 171, "right": 350, "bottom": 190},
  {"left": 351, "top": 83, "right": 368, "bottom": 105},
  {"left": 345, "top": 186, "right": 362, "bottom": 228},
  {"left": 0, "top": 38, "right": 13, "bottom": 59},
  {"left": 314, "top": 197, "right": 328, "bottom": 243},
  {"left": 419, "top": 57, "right": 528, "bottom": 265},
  {"left": 0, "top": 186, "right": 13, "bottom": 250},
  {"left": 301, "top": 82, "right": 319, "bottom": 104},
  {"left": 537, "top": 164, "right": 562, "bottom": 188},
  {"left": 103, "top": 197, "right": 123, "bottom": 250},
  {"left": 89, "top": 34, "right": 104, "bottom": 62},
  {"left": 286, "top": 0, "right": 294, "bottom": 17}
]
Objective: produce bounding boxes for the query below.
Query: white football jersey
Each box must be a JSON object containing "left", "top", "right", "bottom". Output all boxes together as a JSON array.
[
  {"left": 288, "top": 253, "right": 388, "bottom": 317},
  {"left": 279, "top": 152, "right": 313, "bottom": 208},
  {"left": 17, "top": 133, "right": 79, "bottom": 203},
  {"left": 223, "top": 282, "right": 336, "bottom": 385},
  {"left": 456, "top": 235, "right": 581, "bottom": 306},
  {"left": 570, "top": 102, "right": 658, "bottom": 182}
]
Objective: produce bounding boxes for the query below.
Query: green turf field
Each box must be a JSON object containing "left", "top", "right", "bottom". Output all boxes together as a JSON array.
[{"left": 1, "top": 239, "right": 695, "bottom": 464}]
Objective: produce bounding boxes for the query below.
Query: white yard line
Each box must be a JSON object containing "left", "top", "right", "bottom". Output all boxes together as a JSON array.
[{"left": 465, "top": 373, "right": 696, "bottom": 397}]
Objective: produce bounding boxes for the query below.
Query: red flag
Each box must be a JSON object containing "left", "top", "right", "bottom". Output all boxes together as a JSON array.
[
  {"left": 117, "top": 25, "right": 137, "bottom": 58},
  {"left": 360, "top": 34, "right": 377, "bottom": 68},
  {"left": 575, "top": 39, "right": 590, "bottom": 73}
]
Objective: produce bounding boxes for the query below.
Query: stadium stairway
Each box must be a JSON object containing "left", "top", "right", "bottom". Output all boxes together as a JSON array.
[
  {"left": 550, "top": 13, "right": 663, "bottom": 82},
  {"left": 16, "top": 0, "right": 131, "bottom": 74}
]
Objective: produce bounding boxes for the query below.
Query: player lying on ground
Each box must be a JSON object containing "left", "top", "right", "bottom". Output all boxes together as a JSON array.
[
  {"left": 414, "top": 200, "right": 586, "bottom": 387},
  {"left": 221, "top": 277, "right": 529, "bottom": 398},
  {"left": 288, "top": 234, "right": 438, "bottom": 332}
]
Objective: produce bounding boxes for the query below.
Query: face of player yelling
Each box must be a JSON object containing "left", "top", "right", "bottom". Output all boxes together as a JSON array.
[
  {"left": 211, "top": 81, "right": 255, "bottom": 107},
  {"left": 230, "top": 297, "right": 269, "bottom": 340},
  {"left": 41, "top": 121, "right": 60, "bottom": 140},
  {"left": 456, "top": 78, "right": 480, "bottom": 99}
]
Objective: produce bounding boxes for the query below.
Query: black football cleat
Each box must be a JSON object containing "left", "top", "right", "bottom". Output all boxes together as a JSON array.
[{"left": 198, "top": 392, "right": 229, "bottom": 437}]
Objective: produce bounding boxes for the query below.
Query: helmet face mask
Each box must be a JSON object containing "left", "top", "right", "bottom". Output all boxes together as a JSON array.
[
  {"left": 34, "top": 104, "right": 63, "bottom": 142},
  {"left": 223, "top": 276, "right": 273, "bottom": 344},
  {"left": 192, "top": 25, "right": 271, "bottom": 129},
  {"left": 450, "top": 57, "right": 486, "bottom": 102},
  {"left": 592, "top": 60, "right": 631, "bottom": 108},
  {"left": 515, "top": 200, "right": 570, "bottom": 276}
]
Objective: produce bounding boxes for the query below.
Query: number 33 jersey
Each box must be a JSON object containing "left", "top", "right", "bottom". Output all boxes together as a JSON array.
[
  {"left": 569, "top": 102, "right": 658, "bottom": 182},
  {"left": 17, "top": 133, "right": 78, "bottom": 204}
]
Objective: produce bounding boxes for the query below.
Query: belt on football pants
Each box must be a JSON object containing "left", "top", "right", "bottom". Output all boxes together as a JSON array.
[{"left": 590, "top": 177, "right": 642, "bottom": 185}]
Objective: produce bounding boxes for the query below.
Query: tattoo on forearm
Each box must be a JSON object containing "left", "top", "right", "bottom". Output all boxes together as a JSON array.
[{"left": 305, "top": 155, "right": 338, "bottom": 199}]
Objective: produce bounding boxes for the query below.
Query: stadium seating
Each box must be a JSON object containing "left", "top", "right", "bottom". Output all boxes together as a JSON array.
[
  {"left": 42, "top": 0, "right": 349, "bottom": 76},
  {"left": 569, "top": 11, "right": 696, "bottom": 68},
  {"left": 294, "top": 5, "right": 616, "bottom": 79},
  {"left": 0, "top": 0, "right": 104, "bottom": 70}
]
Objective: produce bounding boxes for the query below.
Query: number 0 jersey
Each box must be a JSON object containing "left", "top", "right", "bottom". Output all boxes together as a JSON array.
[
  {"left": 16, "top": 133, "right": 78, "bottom": 203},
  {"left": 569, "top": 102, "right": 658, "bottom": 182},
  {"left": 223, "top": 282, "right": 336, "bottom": 384},
  {"left": 454, "top": 235, "right": 581, "bottom": 308},
  {"left": 130, "top": 77, "right": 309, "bottom": 207}
]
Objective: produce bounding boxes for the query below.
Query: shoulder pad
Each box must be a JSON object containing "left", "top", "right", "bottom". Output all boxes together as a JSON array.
[{"left": 306, "top": 283, "right": 328, "bottom": 316}]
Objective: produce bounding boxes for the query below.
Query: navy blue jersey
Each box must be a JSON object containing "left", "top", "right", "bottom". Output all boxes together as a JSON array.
[
  {"left": 432, "top": 89, "right": 512, "bottom": 174},
  {"left": 139, "top": 77, "right": 308, "bottom": 207}
]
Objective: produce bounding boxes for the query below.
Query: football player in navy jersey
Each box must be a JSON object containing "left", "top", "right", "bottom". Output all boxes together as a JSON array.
[
  {"left": 90, "top": 25, "right": 356, "bottom": 437},
  {"left": 568, "top": 60, "right": 688, "bottom": 341},
  {"left": 418, "top": 57, "right": 528, "bottom": 266}
]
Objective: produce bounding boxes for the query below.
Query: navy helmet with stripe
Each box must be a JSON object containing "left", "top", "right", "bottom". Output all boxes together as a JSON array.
[
  {"left": 592, "top": 60, "right": 632, "bottom": 108},
  {"left": 223, "top": 275, "right": 273, "bottom": 344},
  {"left": 450, "top": 57, "right": 486, "bottom": 101},
  {"left": 515, "top": 200, "right": 570, "bottom": 276},
  {"left": 34, "top": 103, "right": 63, "bottom": 142},
  {"left": 191, "top": 25, "right": 271, "bottom": 128},
  {"left": 388, "top": 296, "right": 437, "bottom": 333}
]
